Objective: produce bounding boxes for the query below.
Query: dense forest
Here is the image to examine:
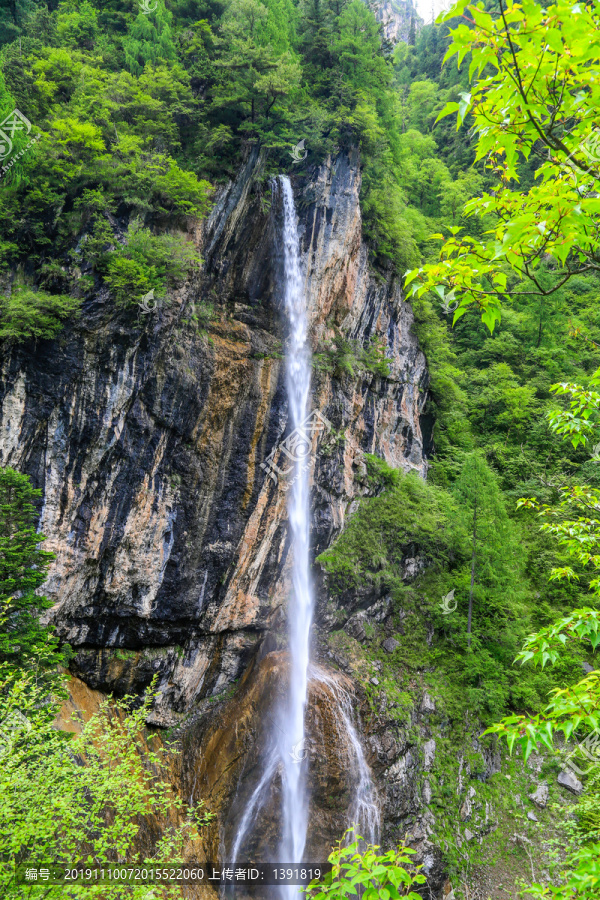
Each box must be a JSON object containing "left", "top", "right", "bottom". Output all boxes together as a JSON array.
[{"left": 1, "top": 0, "right": 600, "bottom": 897}]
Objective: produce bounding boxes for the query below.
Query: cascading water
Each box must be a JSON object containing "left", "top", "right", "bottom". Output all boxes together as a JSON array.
[
  {"left": 228, "top": 175, "right": 379, "bottom": 880},
  {"left": 276, "top": 174, "right": 313, "bottom": 871},
  {"left": 228, "top": 175, "right": 313, "bottom": 874},
  {"left": 310, "top": 666, "right": 380, "bottom": 846}
]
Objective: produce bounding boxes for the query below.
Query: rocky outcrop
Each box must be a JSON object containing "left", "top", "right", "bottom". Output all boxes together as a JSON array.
[
  {"left": 0, "top": 145, "right": 432, "bottom": 888},
  {"left": 373, "top": 0, "right": 422, "bottom": 45},
  {"left": 0, "top": 149, "right": 428, "bottom": 725}
]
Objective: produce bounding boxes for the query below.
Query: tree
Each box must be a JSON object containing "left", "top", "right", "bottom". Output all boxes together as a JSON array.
[
  {"left": 0, "top": 671, "right": 211, "bottom": 899},
  {"left": 405, "top": 0, "right": 600, "bottom": 335},
  {"left": 212, "top": 0, "right": 300, "bottom": 133},
  {"left": 0, "top": 467, "right": 67, "bottom": 677},
  {"left": 485, "top": 379, "right": 600, "bottom": 898},
  {"left": 453, "top": 451, "right": 521, "bottom": 647},
  {"left": 123, "top": 2, "right": 177, "bottom": 77},
  {"left": 0, "top": 288, "right": 81, "bottom": 343}
]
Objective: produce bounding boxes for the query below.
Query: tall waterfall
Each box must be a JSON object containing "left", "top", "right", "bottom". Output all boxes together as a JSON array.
[
  {"left": 277, "top": 174, "right": 313, "bottom": 867},
  {"left": 228, "top": 176, "right": 379, "bottom": 877}
]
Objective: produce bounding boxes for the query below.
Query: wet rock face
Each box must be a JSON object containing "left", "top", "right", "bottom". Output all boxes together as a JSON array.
[
  {"left": 0, "top": 149, "right": 427, "bottom": 722},
  {"left": 177, "top": 654, "right": 378, "bottom": 866}
]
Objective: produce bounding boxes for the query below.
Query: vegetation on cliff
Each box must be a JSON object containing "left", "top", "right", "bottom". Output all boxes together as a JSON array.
[{"left": 0, "top": 469, "right": 210, "bottom": 898}]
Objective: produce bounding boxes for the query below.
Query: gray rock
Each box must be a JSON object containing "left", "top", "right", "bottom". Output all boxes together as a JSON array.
[
  {"left": 527, "top": 811, "right": 538, "bottom": 822},
  {"left": 382, "top": 637, "right": 400, "bottom": 653},
  {"left": 464, "top": 828, "right": 475, "bottom": 842},
  {"left": 370, "top": 677, "right": 380, "bottom": 686},
  {"left": 582, "top": 662, "right": 595, "bottom": 674},
  {"left": 558, "top": 769, "right": 584, "bottom": 794},
  {"left": 460, "top": 786, "right": 476, "bottom": 821},
  {"left": 421, "top": 691, "right": 436, "bottom": 713},
  {"left": 529, "top": 783, "right": 549, "bottom": 808},
  {"left": 423, "top": 738, "right": 436, "bottom": 771},
  {"left": 422, "top": 780, "right": 432, "bottom": 804}
]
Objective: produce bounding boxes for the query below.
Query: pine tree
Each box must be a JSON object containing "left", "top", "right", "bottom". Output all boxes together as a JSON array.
[
  {"left": 453, "top": 452, "right": 522, "bottom": 648},
  {"left": 123, "top": 2, "right": 177, "bottom": 77},
  {"left": 0, "top": 467, "right": 65, "bottom": 674},
  {"left": 408, "top": 14, "right": 416, "bottom": 46}
]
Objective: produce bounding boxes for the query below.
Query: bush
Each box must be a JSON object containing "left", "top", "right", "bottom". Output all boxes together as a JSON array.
[
  {"left": 0, "top": 288, "right": 80, "bottom": 343},
  {"left": 304, "top": 831, "right": 426, "bottom": 900},
  {"left": 102, "top": 219, "right": 201, "bottom": 307}
]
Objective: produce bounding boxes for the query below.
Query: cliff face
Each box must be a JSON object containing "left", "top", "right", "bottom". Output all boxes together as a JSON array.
[
  {"left": 0, "top": 147, "right": 433, "bottom": 880},
  {"left": 373, "top": 0, "right": 422, "bottom": 45},
  {"left": 0, "top": 149, "right": 428, "bottom": 725}
]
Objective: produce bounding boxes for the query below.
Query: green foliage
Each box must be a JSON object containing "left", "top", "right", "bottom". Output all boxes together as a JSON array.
[
  {"left": 304, "top": 831, "right": 426, "bottom": 900},
  {"left": 317, "top": 468, "right": 459, "bottom": 591},
  {"left": 314, "top": 333, "right": 391, "bottom": 379},
  {"left": 0, "top": 467, "right": 68, "bottom": 681},
  {"left": 0, "top": 670, "right": 212, "bottom": 899},
  {"left": 406, "top": 0, "right": 600, "bottom": 334},
  {"left": 102, "top": 220, "right": 201, "bottom": 307},
  {"left": 123, "top": 3, "right": 178, "bottom": 76},
  {"left": 453, "top": 450, "right": 524, "bottom": 646},
  {"left": 0, "top": 287, "right": 81, "bottom": 342}
]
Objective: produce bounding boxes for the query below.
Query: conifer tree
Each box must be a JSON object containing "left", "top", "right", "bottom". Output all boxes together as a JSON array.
[
  {"left": 123, "top": 2, "right": 177, "bottom": 76},
  {"left": 0, "top": 467, "right": 65, "bottom": 676},
  {"left": 453, "top": 452, "right": 522, "bottom": 648}
]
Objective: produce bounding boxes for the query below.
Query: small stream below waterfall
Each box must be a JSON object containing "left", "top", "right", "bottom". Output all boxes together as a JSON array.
[{"left": 226, "top": 176, "right": 379, "bottom": 881}]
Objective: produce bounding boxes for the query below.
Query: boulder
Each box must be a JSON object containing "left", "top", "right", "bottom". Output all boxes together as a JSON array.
[
  {"left": 382, "top": 637, "right": 400, "bottom": 653},
  {"left": 423, "top": 738, "right": 436, "bottom": 770},
  {"left": 421, "top": 691, "right": 436, "bottom": 713},
  {"left": 558, "top": 769, "right": 583, "bottom": 794},
  {"left": 529, "top": 783, "right": 549, "bottom": 808}
]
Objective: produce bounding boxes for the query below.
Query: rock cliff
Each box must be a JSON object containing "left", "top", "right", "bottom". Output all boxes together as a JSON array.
[
  {"left": 0, "top": 148, "right": 428, "bottom": 722},
  {"left": 0, "top": 147, "right": 433, "bottom": 885},
  {"left": 373, "top": 0, "right": 422, "bottom": 45}
]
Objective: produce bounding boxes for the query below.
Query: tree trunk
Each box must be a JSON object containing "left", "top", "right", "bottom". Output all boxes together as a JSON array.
[{"left": 468, "top": 500, "right": 477, "bottom": 648}]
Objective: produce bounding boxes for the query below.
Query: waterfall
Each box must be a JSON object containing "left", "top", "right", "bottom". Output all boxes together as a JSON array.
[
  {"left": 227, "top": 176, "right": 379, "bottom": 877},
  {"left": 310, "top": 666, "right": 380, "bottom": 846},
  {"left": 277, "top": 174, "right": 313, "bottom": 869}
]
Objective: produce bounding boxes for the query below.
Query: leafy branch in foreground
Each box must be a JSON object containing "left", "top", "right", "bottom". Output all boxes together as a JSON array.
[
  {"left": 304, "top": 830, "right": 426, "bottom": 900},
  {"left": 0, "top": 669, "right": 212, "bottom": 900},
  {"left": 404, "top": 0, "right": 600, "bottom": 333}
]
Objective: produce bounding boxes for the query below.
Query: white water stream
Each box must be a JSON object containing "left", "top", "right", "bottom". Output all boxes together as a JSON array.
[
  {"left": 277, "top": 174, "right": 313, "bottom": 871},
  {"left": 228, "top": 176, "right": 378, "bottom": 880}
]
